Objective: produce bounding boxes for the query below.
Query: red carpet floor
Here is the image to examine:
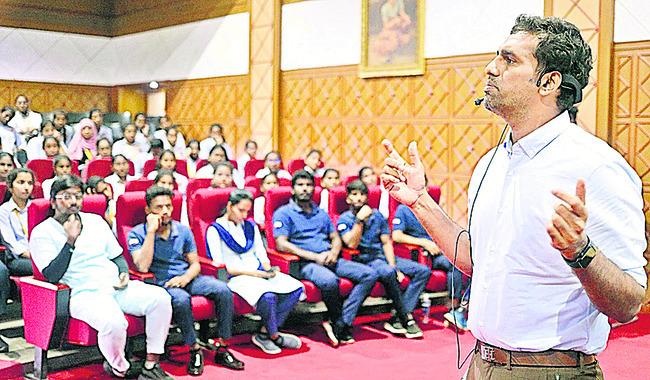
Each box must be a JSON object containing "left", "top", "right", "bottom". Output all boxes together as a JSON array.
[{"left": 13, "top": 309, "right": 650, "bottom": 380}]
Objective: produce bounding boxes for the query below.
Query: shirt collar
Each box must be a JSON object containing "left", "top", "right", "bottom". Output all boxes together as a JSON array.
[
  {"left": 513, "top": 111, "right": 571, "bottom": 159},
  {"left": 5, "top": 198, "right": 29, "bottom": 213},
  {"left": 289, "top": 198, "right": 319, "bottom": 215}
]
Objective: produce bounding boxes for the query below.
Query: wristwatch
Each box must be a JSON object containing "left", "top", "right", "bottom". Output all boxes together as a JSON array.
[{"left": 564, "top": 237, "right": 598, "bottom": 269}]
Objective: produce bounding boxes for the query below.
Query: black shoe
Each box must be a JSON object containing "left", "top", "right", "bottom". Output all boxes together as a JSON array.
[
  {"left": 187, "top": 348, "right": 204, "bottom": 376},
  {"left": 102, "top": 360, "right": 142, "bottom": 379},
  {"left": 214, "top": 346, "right": 244, "bottom": 370},
  {"left": 0, "top": 336, "right": 8, "bottom": 353},
  {"left": 339, "top": 325, "right": 355, "bottom": 344},
  {"left": 138, "top": 363, "right": 174, "bottom": 380}
]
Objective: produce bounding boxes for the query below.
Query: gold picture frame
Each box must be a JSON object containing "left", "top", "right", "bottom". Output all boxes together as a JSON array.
[{"left": 360, "top": 0, "right": 425, "bottom": 78}]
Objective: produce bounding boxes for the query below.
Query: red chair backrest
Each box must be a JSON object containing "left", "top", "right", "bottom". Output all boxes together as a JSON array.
[
  {"left": 387, "top": 185, "right": 441, "bottom": 225},
  {"left": 32, "top": 181, "right": 44, "bottom": 199},
  {"left": 27, "top": 159, "right": 80, "bottom": 183},
  {"left": 142, "top": 159, "right": 188, "bottom": 178},
  {"left": 287, "top": 159, "right": 325, "bottom": 175},
  {"left": 125, "top": 179, "right": 154, "bottom": 192},
  {"left": 196, "top": 159, "right": 208, "bottom": 171},
  {"left": 343, "top": 175, "right": 359, "bottom": 185},
  {"left": 244, "top": 159, "right": 265, "bottom": 178},
  {"left": 28, "top": 194, "right": 108, "bottom": 280},
  {"left": 264, "top": 186, "right": 321, "bottom": 250},
  {"left": 84, "top": 158, "right": 135, "bottom": 181},
  {"left": 186, "top": 178, "right": 213, "bottom": 222},
  {"left": 0, "top": 183, "right": 6, "bottom": 203},
  {"left": 189, "top": 187, "right": 257, "bottom": 259},
  {"left": 115, "top": 191, "right": 183, "bottom": 265},
  {"left": 327, "top": 185, "right": 382, "bottom": 224},
  {"left": 245, "top": 176, "right": 291, "bottom": 195}
]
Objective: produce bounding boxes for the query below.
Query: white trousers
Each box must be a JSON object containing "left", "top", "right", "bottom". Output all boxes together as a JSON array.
[{"left": 69, "top": 280, "right": 172, "bottom": 372}]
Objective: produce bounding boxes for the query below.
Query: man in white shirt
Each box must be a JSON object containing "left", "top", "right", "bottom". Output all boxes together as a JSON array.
[
  {"left": 29, "top": 175, "right": 174, "bottom": 379},
  {"left": 255, "top": 151, "right": 292, "bottom": 180},
  {"left": 8, "top": 95, "right": 42, "bottom": 137},
  {"left": 0, "top": 106, "right": 25, "bottom": 154},
  {"left": 382, "top": 15, "right": 646, "bottom": 380}
]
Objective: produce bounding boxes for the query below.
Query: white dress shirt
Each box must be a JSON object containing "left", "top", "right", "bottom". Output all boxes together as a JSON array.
[
  {"left": 9, "top": 111, "right": 42, "bottom": 135},
  {"left": 195, "top": 165, "right": 245, "bottom": 188},
  {"left": 0, "top": 198, "right": 30, "bottom": 257},
  {"left": 255, "top": 168, "right": 292, "bottom": 181},
  {"left": 466, "top": 111, "right": 647, "bottom": 354},
  {"left": 0, "top": 124, "right": 25, "bottom": 153},
  {"left": 199, "top": 139, "right": 233, "bottom": 160}
]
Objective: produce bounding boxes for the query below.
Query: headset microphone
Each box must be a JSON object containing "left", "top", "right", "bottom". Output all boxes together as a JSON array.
[{"left": 474, "top": 97, "right": 484, "bottom": 106}]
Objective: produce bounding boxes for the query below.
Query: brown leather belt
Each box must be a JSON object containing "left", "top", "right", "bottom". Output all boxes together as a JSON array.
[{"left": 477, "top": 341, "right": 597, "bottom": 368}]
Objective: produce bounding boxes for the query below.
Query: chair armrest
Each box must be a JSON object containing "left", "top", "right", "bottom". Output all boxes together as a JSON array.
[
  {"left": 393, "top": 242, "right": 427, "bottom": 263},
  {"left": 129, "top": 269, "right": 156, "bottom": 284},
  {"left": 198, "top": 256, "right": 228, "bottom": 282},
  {"left": 341, "top": 247, "right": 360, "bottom": 260},
  {"left": 267, "top": 249, "right": 301, "bottom": 278},
  {"left": 20, "top": 276, "right": 71, "bottom": 350}
]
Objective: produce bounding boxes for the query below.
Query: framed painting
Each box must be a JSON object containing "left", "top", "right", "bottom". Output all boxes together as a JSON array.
[{"left": 360, "top": 0, "right": 425, "bottom": 78}]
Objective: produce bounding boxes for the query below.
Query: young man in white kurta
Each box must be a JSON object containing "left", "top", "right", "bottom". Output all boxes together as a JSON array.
[{"left": 29, "top": 176, "right": 173, "bottom": 378}]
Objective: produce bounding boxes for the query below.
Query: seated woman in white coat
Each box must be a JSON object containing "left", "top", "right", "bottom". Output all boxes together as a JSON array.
[{"left": 206, "top": 189, "right": 304, "bottom": 355}]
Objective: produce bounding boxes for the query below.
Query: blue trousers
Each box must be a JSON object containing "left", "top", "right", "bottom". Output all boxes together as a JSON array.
[
  {"left": 299, "top": 258, "right": 378, "bottom": 327},
  {"left": 430, "top": 254, "right": 466, "bottom": 300},
  {"left": 360, "top": 258, "right": 409, "bottom": 322},
  {"left": 166, "top": 275, "right": 234, "bottom": 345},
  {"left": 256, "top": 289, "right": 303, "bottom": 335},
  {"left": 395, "top": 256, "right": 431, "bottom": 313}
]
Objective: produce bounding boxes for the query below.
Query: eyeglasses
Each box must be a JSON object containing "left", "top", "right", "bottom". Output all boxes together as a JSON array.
[{"left": 55, "top": 193, "right": 84, "bottom": 201}]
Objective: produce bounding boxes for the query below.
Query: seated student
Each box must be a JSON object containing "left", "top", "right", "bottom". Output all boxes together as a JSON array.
[
  {"left": 9, "top": 95, "right": 42, "bottom": 137},
  {"left": 96, "top": 137, "right": 112, "bottom": 159},
  {"left": 199, "top": 123, "right": 233, "bottom": 160},
  {"left": 208, "top": 189, "right": 303, "bottom": 355},
  {"left": 89, "top": 108, "right": 120, "bottom": 143},
  {"left": 0, "top": 168, "right": 36, "bottom": 276},
  {"left": 359, "top": 166, "right": 389, "bottom": 219},
  {"left": 68, "top": 118, "right": 97, "bottom": 166},
  {"left": 273, "top": 170, "right": 378, "bottom": 346},
  {"left": 159, "top": 125, "right": 186, "bottom": 159},
  {"left": 153, "top": 169, "right": 176, "bottom": 192},
  {"left": 185, "top": 139, "right": 200, "bottom": 178},
  {"left": 318, "top": 168, "right": 340, "bottom": 211},
  {"left": 253, "top": 173, "right": 279, "bottom": 226},
  {"left": 255, "top": 151, "right": 292, "bottom": 180},
  {"left": 86, "top": 175, "right": 115, "bottom": 227},
  {"left": 338, "top": 180, "right": 429, "bottom": 338},
  {"left": 0, "top": 106, "right": 25, "bottom": 155},
  {"left": 146, "top": 150, "right": 189, "bottom": 195},
  {"left": 210, "top": 162, "right": 236, "bottom": 189},
  {"left": 26, "top": 121, "right": 64, "bottom": 159},
  {"left": 236, "top": 140, "right": 257, "bottom": 171},
  {"left": 129, "top": 186, "right": 244, "bottom": 375},
  {"left": 303, "top": 149, "right": 324, "bottom": 177},
  {"left": 0, "top": 152, "right": 15, "bottom": 186},
  {"left": 391, "top": 196, "right": 469, "bottom": 330},
  {"left": 153, "top": 116, "right": 184, "bottom": 150},
  {"left": 30, "top": 175, "right": 174, "bottom": 380},
  {"left": 196, "top": 145, "right": 244, "bottom": 188},
  {"left": 134, "top": 112, "right": 155, "bottom": 140},
  {"left": 104, "top": 154, "right": 134, "bottom": 201},
  {"left": 42, "top": 136, "right": 63, "bottom": 159},
  {"left": 42, "top": 155, "right": 73, "bottom": 200},
  {"left": 52, "top": 109, "right": 74, "bottom": 147},
  {"left": 112, "top": 124, "right": 148, "bottom": 176}
]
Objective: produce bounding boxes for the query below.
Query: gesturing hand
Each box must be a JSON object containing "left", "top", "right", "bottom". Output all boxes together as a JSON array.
[
  {"left": 547, "top": 179, "right": 589, "bottom": 260},
  {"left": 63, "top": 214, "right": 82, "bottom": 245},
  {"left": 146, "top": 213, "right": 161, "bottom": 232},
  {"left": 381, "top": 140, "right": 426, "bottom": 207}
]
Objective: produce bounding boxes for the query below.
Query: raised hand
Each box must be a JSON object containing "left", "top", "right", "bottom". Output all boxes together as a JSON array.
[
  {"left": 146, "top": 213, "right": 161, "bottom": 233},
  {"left": 381, "top": 140, "right": 426, "bottom": 207},
  {"left": 63, "top": 214, "right": 82, "bottom": 245},
  {"left": 547, "top": 179, "right": 589, "bottom": 260}
]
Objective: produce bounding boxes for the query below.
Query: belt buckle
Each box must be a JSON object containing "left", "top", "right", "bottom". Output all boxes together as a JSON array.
[{"left": 480, "top": 345, "right": 496, "bottom": 362}]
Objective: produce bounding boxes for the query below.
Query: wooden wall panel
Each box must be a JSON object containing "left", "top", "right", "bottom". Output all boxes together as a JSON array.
[
  {"left": 163, "top": 76, "right": 250, "bottom": 158},
  {"left": 611, "top": 40, "right": 650, "bottom": 309},
  {"left": 0, "top": 80, "right": 111, "bottom": 114},
  {"left": 279, "top": 54, "right": 501, "bottom": 223}
]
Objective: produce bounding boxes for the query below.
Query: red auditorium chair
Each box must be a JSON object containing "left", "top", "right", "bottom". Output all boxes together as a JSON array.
[
  {"left": 142, "top": 158, "right": 189, "bottom": 177},
  {"left": 0, "top": 183, "right": 5, "bottom": 202},
  {"left": 195, "top": 159, "right": 238, "bottom": 172},
  {"left": 188, "top": 187, "right": 258, "bottom": 314},
  {"left": 32, "top": 181, "right": 44, "bottom": 199},
  {"left": 343, "top": 174, "right": 380, "bottom": 186},
  {"left": 83, "top": 158, "right": 135, "bottom": 181},
  {"left": 21, "top": 195, "right": 145, "bottom": 380},
  {"left": 388, "top": 185, "right": 447, "bottom": 293},
  {"left": 27, "top": 159, "right": 80, "bottom": 183},
  {"left": 125, "top": 178, "right": 154, "bottom": 192},
  {"left": 185, "top": 178, "right": 212, "bottom": 222},
  {"left": 243, "top": 159, "right": 265, "bottom": 178},
  {"left": 287, "top": 159, "right": 325, "bottom": 175},
  {"left": 326, "top": 186, "right": 408, "bottom": 296},
  {"left": 115, "top": 190, "right": 240, "bottom": 335},
  {"left": 263, "top": 186, "right": 358, "bottom": 303}
]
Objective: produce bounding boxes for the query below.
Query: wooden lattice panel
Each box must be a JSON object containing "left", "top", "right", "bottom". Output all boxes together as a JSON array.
[
  {"left": 279, "top": 54, "right": 503, "bottom": 222},
  {"left": 164, "top": 75, "right": 249, "bottom": 157},
  {"left": 0, "top": 80, "right": 111, "bottom": 114}
]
